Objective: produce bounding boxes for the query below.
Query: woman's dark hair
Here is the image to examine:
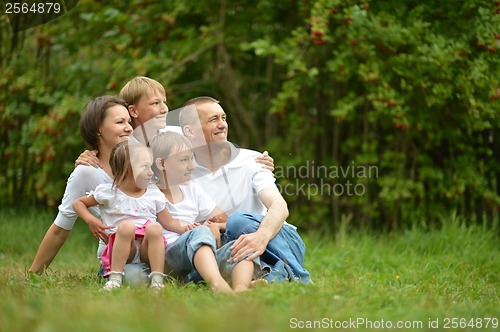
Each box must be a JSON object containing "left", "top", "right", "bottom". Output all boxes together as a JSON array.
[{"left": 79, "top": 96, "right": 128, "bottom": 150}]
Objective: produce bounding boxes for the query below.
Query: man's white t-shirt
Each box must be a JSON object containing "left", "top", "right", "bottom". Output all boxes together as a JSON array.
[{"left": 190, "top": 143, "right": 277, "bottom": 217}]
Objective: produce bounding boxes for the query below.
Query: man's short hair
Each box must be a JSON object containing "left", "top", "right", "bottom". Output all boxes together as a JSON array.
[
  {"left": 182, "top": 96, "right": 219, "bottom": 107},
  {"left": 179, "top": 96, "right": 220, "bottom": 128}
]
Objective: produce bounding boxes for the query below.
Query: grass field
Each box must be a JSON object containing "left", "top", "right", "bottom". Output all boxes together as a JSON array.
[{"left": 0, "top": 208, "right": 498, "bottom": 331}]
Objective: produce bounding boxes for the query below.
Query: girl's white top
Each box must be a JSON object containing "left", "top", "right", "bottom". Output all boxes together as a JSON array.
[{"left": 93, "top": 183, "right": 167, "bottom": 233}]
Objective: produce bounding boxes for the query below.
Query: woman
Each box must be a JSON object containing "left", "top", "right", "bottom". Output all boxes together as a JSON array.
[{"left": 29, "top": 96, "right": 133, "bottom": 274}]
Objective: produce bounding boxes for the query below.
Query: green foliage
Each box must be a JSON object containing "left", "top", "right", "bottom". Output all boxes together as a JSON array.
[
  {"left": 1, "top": 0, "right": 499, "bottom": 230},
  {"left": 243, "top": 0, "right": 500, "bottom": 229}
]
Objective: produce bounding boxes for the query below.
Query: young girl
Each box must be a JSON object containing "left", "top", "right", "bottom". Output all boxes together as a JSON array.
[
  {"left": 73, "top": 141, "right": 191, "bottom": 290},
  {"left": 150, "top": 131, "right": 257, "bottom": 293}
]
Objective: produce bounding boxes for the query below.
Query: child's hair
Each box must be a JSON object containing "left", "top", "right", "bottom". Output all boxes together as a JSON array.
[
  {"left": 119, "top": 76, "right": 166, "bottom": 106},
  {"left": 149, "top": 131, "right": 193, "bottom": 176},
  {"left": 80, "top": 96, "right": 128, "bottom": 150},
  {"left": 109, "top": 141, "right": 151, "bottom": 188}
]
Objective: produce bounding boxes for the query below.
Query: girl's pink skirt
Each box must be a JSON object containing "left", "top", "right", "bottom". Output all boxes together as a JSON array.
[{"left": 101, "top": 220, "right": 166, "bottom": 277}]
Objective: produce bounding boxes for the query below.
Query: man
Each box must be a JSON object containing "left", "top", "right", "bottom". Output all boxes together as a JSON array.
[{"left": 179, "top": 97, "right": 310, "bottom": 283}]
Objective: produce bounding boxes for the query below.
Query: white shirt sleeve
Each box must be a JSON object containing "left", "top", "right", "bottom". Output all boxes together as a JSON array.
[
  {"left": 54, "top": 166, "right": 108, "bottom": 230},
  {"left": 191, "top": 183, "right": 217, "bottom": 222},
  {"left": 148, "top": 185, "right": 167, "bottom": 214},
  {"left": 252, "top": 164, "right": 277, "bottom": 194}
]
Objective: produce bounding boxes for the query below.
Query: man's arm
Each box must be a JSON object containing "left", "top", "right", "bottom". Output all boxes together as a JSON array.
[{"left": 230, "top": 187, "right": 288, "bottom": 262}]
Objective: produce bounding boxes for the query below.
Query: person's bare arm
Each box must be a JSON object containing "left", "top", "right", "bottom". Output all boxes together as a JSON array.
[
  {"left": 204, "top": 207, "right": 228, "bottom": 229},
  {"left": 230, "top": 187, "right": 288, "bottom": 262},
  {"left": 157, "top": 208, "right": 197, "bottom": 234},
  {"left": 72, "top": 195, "right": 112, "bottom": 242},
  {"left": 204, "top": 207, "right": 228, "bottom": 248},
  {"left": 74, "top": 150, "right": 101, "bottom": 168},
  {"left": 29, "top": 224, "right": 71, "bottom": 275}
]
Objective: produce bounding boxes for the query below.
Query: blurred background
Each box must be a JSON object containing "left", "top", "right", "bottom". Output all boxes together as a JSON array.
[{"left": 1, "top": 0, "right": 499, "bottom": 232}]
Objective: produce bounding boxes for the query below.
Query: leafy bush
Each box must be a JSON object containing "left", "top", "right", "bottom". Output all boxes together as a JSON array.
[{"left": 1, "top": 0, "right": 498, "bottom": 230}]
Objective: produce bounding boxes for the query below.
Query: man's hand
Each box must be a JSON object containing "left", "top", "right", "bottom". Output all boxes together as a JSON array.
[
  {"left": 229, "top": 231, "right": 270, "bottom": 263},
  {"left": 75, "top": 150, "right": 101, "bottom": 168},
  {"left": 87, "top": 218, "right": 113, "bottom": 243},
  {"left": 255, "top": 151, "right": 274, "bottom": 172}
]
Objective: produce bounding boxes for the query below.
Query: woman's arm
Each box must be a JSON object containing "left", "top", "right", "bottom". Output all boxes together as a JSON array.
[
  {"left": 28, "top": 224, "right": 71, "bottom": 275},
  {"left": 29, "top": 166, "right": 106, "bottom": 275}
]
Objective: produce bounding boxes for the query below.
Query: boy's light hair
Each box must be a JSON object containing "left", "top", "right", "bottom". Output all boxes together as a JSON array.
[
  {"left": 150, "top": 131, "right": 193, "bottom": 160},
  {"left": 119, "top": 76, "right": 166, "bottom": 106}
]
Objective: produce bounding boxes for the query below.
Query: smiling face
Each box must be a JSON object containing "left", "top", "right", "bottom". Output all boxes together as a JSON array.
[
  {"left": 98, "top": 105, "right": 133, "bottom": 151},
  {"left": 129, "top": 147, "right": 154, "bottom": 189},
  {"left": 195, "top": 102, "right": 228, "bottom": 145},
  {"left": 163, "top": 147, "right": 195, "bottom": 186},
  {"left": 130, "top": 90, "right": 168, "bottom": 131}
]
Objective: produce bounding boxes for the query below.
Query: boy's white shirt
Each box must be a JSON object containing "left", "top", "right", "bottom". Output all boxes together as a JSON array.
[{"left": 162, "top": 182, "right": 217, "bottom": 245}]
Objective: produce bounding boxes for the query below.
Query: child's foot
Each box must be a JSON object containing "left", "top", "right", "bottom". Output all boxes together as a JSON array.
[
  {"left": 233, "top": 285, "right": 250, "bottom": 293},
  {"left": 101, "top": 271, "right": 124, "bottom": 291},
  {"left": 150, "top": 281, "right": 164, "bottom": 290},
  {"left": 149, "top": 271, "right": 166, "bottom": 291},
  {"left": 101, "top": 279, "right": 121, "bottom": 291},
  {"left": 250, "top": 279, "right": 268, "bottom": 287},
  {"left": 210, "top": 280, "right": 234, "bottom": 294}
]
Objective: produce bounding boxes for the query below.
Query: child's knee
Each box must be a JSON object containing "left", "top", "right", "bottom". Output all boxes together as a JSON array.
[
  {"left": 117, "top": 221, "right": 135, "bottom": 236},
  {"left": 145, "top": 222, "right": 163, "bottom": 237}
]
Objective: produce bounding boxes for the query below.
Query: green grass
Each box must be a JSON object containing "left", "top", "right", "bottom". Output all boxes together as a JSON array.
[{"left": 0, "top": 208, "right": 498, "bottom": 331}]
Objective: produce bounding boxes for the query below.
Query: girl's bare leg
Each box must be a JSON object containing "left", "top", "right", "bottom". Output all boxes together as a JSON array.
[
  {"left": 140, "top": 223, "right": 166, "bottom": 289},
  {"left": 110, "top": 221, "right": 136, "bottom": 272},
  {"left": 140, "top": 222, "right": 165, "bottom": 273}
]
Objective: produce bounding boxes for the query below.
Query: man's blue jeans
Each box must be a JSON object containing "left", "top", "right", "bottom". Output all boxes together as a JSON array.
[{"left": 223, "top": 211, "right": 311, "bottom": 283}]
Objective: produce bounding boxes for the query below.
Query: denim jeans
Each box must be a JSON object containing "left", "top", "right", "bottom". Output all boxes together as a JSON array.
[
  {"left": 224, "top": 211, "right": 311, "bottom": 283},
  {"left": 165, "top": 225, "right": 217, "bottom": 282},
  {"left": 170, "top": 225, "right": 261, "bottom": 283}
]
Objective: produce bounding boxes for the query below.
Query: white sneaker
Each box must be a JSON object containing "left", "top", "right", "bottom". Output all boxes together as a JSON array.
[
  {"left": 150, "top": 280, "right": 165, "bottom": 290},
  {"left": 101, "top": 279, "right": 122, "bottom": 291},
  {"left": 149, "top": 271, "right": 166, "bottom": 290}
]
